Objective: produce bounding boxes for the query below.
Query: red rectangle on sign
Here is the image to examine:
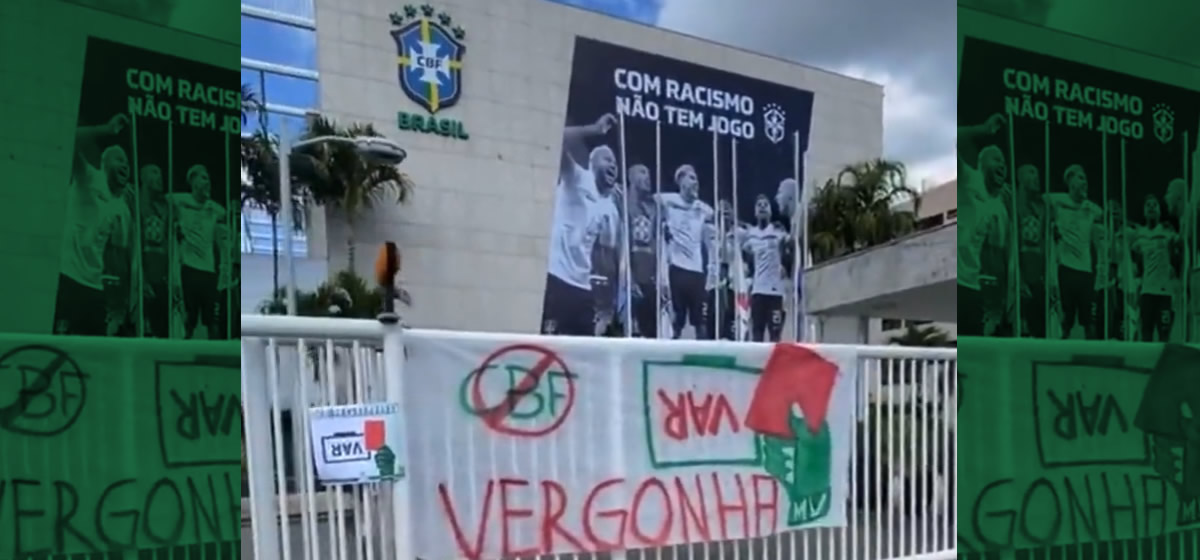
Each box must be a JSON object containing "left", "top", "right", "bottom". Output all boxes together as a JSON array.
[{"left": 363, "top": 419, "right": 385, "bottom": 450}]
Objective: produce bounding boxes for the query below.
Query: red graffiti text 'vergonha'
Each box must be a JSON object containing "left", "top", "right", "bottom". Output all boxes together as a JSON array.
[{"left": 436, "top": 472, "right": 780, "bottom": 559}]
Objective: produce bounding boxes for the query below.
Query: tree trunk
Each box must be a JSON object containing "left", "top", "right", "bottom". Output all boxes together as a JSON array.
[{"left": 346, "top": 228, "right": 356, "bottom": 275}]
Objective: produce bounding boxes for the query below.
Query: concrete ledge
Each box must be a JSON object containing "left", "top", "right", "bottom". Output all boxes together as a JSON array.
[{"left": 805, "top": 223, "right": 956, "bottom": 322}]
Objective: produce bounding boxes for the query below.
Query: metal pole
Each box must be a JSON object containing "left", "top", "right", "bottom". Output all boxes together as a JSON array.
[
  {"left": 380, "top": 321, "right": 413, "bottom": 560},
  {"left": 793, "top": 132, "right": 805, "bottom": 341},
  {"left": 731, "top": 138, "right": 743, "bottom": 341},
  {"left": 711, "top": 126, "right": 720, "bottom": 339},
  {"left": 242, "top": 338, "right": 282, "bottom": 560},
  {"left": 618, "top": 113, "right": 633, "bottom": 337},
  {"left": 655, "top": 122, "right": 667, "bottom": 338},
  {"left": 279, "top": 119, "right": 297, "bottom": 315}
]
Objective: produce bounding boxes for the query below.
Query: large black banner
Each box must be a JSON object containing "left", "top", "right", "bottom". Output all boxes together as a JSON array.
[
  {"left": 53, "top": 37, "right": 240, "bottom": 340},
  {"left": 539, "top": 36, "right": 814, "bottom": 341},
  {"left": 959, "top": 36, "right": 1200, "bottom": 342}
]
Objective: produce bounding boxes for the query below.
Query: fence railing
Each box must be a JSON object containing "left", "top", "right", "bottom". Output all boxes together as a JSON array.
[{"left": 241, "top": 314, "right": 958, "bottom": 560}]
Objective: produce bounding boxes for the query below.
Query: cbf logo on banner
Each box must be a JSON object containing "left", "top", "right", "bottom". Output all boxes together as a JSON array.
[{"left": 1153, "top": 103, "right": 1175, "bottom": 144}]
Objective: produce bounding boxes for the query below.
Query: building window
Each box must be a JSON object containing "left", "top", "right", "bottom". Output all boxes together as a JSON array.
[
  {"left": 242, "top": 205, "right": 307, "bottom": 257},
  {"left": 241, "top": 16, "right": 317, "bottom": 70},
  {"left": 946, "top": 208, "right": 957, "bottom": 221},
  {"left": 241, "top": 72, "right": 316, "bottom": 259},
  {"left": 882, "top": 318, "right": 903, "bottom": 331}
]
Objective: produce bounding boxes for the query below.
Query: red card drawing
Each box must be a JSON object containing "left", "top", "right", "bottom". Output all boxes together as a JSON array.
[{"left": 363, "top": 419, "right": 385, "bottom": 450}]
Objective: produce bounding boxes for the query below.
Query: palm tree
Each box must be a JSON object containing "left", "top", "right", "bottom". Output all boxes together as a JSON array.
[
  {"left": 259, "top": 269, "right": 412, "bottom": 318},
  {"left": 297, "top": 116, "right": 414, "bottom": 273},
  {"left": 888, "top": 324, "right": 953, "bottom": 347},
  {"left": 808, "top": 159, "right": 919, "bottom": 263},
  {"left": 239, "top": 84, "right": 314, "bottom": 299},
  {"left": 241, "top": 83, "right": 258, "bottom": 124}
]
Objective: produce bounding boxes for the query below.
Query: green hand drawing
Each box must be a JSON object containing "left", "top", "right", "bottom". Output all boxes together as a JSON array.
[
  {"left": 759, "top": 410, "right": 833, "bottom": 526},
  {"left": 374, "top": 445, "right": 396, "bottom": 478}
]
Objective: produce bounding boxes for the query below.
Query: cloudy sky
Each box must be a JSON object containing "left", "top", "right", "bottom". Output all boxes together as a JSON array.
[{"left": 552, "top": 0, "right": 958, "bottom": 187}]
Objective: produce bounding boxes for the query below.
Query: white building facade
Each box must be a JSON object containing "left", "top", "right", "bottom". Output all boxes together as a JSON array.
[{"left": 276, "top": 0, "right": 885, "bottom": 336}]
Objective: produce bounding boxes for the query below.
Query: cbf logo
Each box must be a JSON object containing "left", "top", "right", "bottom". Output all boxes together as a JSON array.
[
  {"left": 763, "top": 103, "right": 786, "bottom": 144},
  {"left": 1153, "top": 103, "right": 1175, "bottom": 144},
  {"left": 389, "top": 4, "right": 466, "bottom": 114}
]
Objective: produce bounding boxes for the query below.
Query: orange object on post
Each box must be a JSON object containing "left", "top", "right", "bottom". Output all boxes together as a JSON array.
[{"left": 374, "top": 242, "right": 400, "bottom": 288}]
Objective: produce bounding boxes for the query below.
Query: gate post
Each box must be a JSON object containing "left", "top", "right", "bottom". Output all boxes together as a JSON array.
[
  {"left": 380, "top": 315, "right": 413, "bottom": 560},
  {"left": 242, "top": 337, "right": 282, "bottom": 560}
]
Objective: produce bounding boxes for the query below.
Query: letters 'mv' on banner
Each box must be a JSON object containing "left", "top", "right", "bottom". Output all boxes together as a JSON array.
[{"left": 537, "top": 36, "right": 814, "bottom": 343}]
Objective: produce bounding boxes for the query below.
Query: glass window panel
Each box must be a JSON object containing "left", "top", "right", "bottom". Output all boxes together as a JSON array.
[
  {"left": 241, "top": 16, "right": 317, "bottom": 69},
  {"left": 242, "top": 0, "right": 315, "bottom": 20},
  {"left": 242, "top": 205, "right": 307, "bottom": 256},
  {"left": 262, "top": 72, "right": 318, "bottom": 112},
  {"left": 241, "top": 68, "right": 264, "bottom": 100},
  {"left": 266, "top": 112, "right": 311, "bottom": 142},
  {"left": 241, "top": 111, "right": 312, "bottom": 258}
]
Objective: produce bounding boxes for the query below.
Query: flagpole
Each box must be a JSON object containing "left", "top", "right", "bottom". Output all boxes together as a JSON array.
[
  {"left": 712, "top": 125, "right": 721, "bottom": 340},
  {"left": 131, "top": 114, "right": 143, "bottom": 338},
  {"left": 793, "top": 132, "right": 808, "bottom": 342},
  {"left": 618, "top": 112, "right": 633, "bottom": 337},
  {"left": 1009, "top": 117, "right": 1022, "bottom": 337},
  {"left": 655, "top": 121, "right": 666, "bottom": 338},
  {"left": 731, "top": 138, "right": 743, "bottom": 341}
]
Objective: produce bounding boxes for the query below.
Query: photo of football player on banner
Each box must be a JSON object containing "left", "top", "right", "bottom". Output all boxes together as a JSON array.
[{"left": 539, "top": 36, "right": 815, "bottom": 342}]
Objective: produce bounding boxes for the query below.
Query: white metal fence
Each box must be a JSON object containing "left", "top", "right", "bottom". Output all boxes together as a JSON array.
[{"left": 241, "top": 314, "right": 958, "bottom": 560}]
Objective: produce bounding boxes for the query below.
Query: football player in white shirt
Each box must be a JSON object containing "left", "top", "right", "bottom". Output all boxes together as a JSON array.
[
  {"left": 54, "top": 114, "right": 133, "bottom": 336},
  {"left": 957, "top": 114, "right": 1012, "bottom": 336},
  {"left": 1132, "top": 194, "right": 1181, "bottom": 342},
  {"left": 542, "top": 113, "right": 621, "bottom": 336},
  {"left": 137, "top": 164, "right": 171, "bottom": 337},
  {"left": 1014, "top": 164, "right": 1049, "bottom": 338},
  {"left": 169, "top": 164, "right": 225, "bottom": 339},
  {"left": 743, "top": 194, "right": 790, "bottom": 342},
  {"left": 1047, "top": 164, "right": 1103, "bottom": 338},
  {"left": 1095, "top": 202, "right": 1134, "bottom": 340},
  {"left": 704, "top": 199, "right": 740, "bottom": 340},
  {"left": 626, "top": 164, "right": 661, "bottom": 338},
  {"left": 660, "top": 164, "right": 714, "bottom": 339}
]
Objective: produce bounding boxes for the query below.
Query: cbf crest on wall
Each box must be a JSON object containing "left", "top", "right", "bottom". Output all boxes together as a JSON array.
[{"left": 390, "top": 4, "right": 466, "bottom": 114}]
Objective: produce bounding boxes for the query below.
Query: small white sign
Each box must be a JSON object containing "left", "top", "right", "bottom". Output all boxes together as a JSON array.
[{"left": 308, "top": 403, "right": 404, "bottom": 484}]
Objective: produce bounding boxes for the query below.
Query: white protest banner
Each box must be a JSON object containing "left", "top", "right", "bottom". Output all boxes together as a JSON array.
[
  {"left": 401, "top": 332, "right": 857, "bottom": 559},
  {"left": 308, "top": 403, "right": 404, "bottom": 485}
]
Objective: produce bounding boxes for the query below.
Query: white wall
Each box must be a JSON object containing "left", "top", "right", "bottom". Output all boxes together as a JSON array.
[{"left": 311, "top": 0, "right": 883, "bottom": 334}]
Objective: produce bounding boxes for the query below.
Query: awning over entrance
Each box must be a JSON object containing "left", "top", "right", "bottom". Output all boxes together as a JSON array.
[{"left": 804, "top": 223, "right": 956, "bottom": 323}]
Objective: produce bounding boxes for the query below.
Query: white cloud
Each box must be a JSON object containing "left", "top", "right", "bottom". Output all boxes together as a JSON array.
[
  {"left": 836, "top": 65, "right": 956, "bottom": 185},
  {"left": 656, "top": 0, "right": 957, "bottom": 183}
]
